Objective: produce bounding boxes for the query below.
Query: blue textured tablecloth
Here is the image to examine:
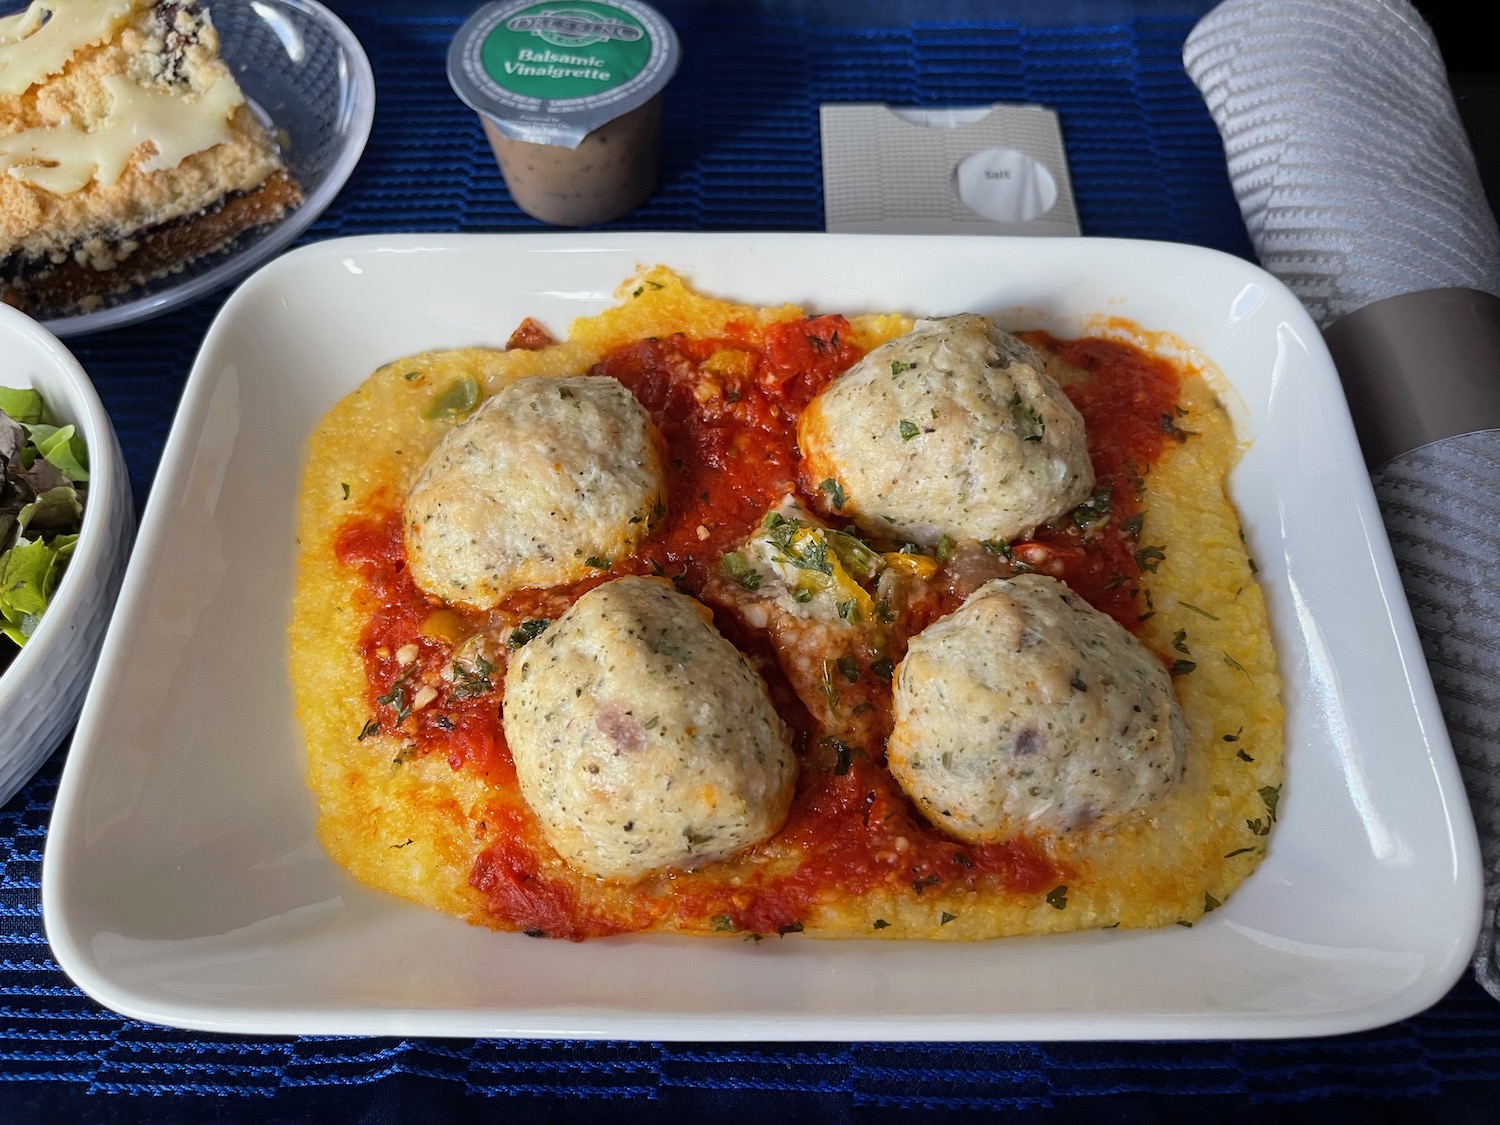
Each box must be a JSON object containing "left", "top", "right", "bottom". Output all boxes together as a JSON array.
[{"left": 3, "top": 2, "right": 1498, "bottom": 1120}]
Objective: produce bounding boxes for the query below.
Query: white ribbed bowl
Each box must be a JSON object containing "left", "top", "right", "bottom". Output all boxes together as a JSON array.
[{"left": 0, "top": 306, "right": 133, "bottom": 807}]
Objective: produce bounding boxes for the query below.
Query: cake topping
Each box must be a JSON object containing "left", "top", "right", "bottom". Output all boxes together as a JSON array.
[
  {"left": 0, "top": 70, "right": 242, "bottom": 193},
  {"left": 0, "top": 0, "right": 245, "bottom": 197},
  {"left": 0, "top": 0, "right": 135, "bottom": 97}
]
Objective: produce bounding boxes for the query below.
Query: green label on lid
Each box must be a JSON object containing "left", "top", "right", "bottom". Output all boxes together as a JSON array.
[
  {"left": 480, "top": 3, "right": 652, "bottom": 100},
  {"left": 449, "top": 0, "right": 680, "bottom": 147}
]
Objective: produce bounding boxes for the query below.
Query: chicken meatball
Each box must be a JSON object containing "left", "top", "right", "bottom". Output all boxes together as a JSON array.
[
  {"left": 503, "top": 576, "right": 797, "bottom": 882},
  {"left": 887, "top": 574, "right": 1187, "bottom": 842},
  {"left": 798, "top": 314, "right": 1093, "bottom": 545},
  {"left": 405, "top": 376, "right": 665, "bottom": 609}
]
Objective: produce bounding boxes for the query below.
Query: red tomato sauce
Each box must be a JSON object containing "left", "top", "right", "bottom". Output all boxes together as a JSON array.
[
  {"left": 334, "top": 317, "right": 1183, "bottom": 938},
  {"left": 469, "top": 808, "right": 659, "bottom": 940}
]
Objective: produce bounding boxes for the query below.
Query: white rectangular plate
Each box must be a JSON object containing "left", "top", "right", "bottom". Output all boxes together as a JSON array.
[{"left": 43, "top": 233, "right": 1483, "bottom": 1040}]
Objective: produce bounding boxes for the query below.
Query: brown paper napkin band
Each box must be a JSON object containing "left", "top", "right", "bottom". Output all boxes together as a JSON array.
[{"left": 1324, "top": 288, "right": 1500, "bottom": 469}]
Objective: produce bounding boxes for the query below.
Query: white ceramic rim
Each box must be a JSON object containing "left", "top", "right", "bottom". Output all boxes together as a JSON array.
[{"left": 40, "top": 233, "right": 1486, "bottom": 1041}]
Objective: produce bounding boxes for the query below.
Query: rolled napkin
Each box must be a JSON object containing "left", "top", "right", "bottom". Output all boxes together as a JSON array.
[{"left": 1185, "top": 0, "right": 1500, "bottom": 1001}]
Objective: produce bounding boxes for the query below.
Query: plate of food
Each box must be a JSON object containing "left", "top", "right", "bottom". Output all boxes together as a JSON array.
[
  {"left": 41, "top": 232, "right": 1483, "bottom": 1039},
  {"left": 0, "top": 0, "right": 374, "bottom": 336}
]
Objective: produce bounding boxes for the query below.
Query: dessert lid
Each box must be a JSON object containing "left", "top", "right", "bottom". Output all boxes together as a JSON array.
[{"left": 448, "top": 0, "right": 680, "bottom": 148}]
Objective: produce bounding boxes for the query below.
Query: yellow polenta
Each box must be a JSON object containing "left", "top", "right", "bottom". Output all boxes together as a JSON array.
[{"left": 290, "top": 267, "right": 1284, "bottom": 940}]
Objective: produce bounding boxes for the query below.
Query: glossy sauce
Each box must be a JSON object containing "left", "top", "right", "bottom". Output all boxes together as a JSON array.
[{"left": 334, "top": 318, "right": 1184, "bottom": 938}]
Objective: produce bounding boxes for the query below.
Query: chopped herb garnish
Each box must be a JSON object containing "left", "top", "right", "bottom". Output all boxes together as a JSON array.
[
  {"left": 376, "top": 667, "right": 417, "bottom": 725},
  {"left": 1135, "top": 545, "right": 1166, "bottom": 573},
  {"left": 1204, "top": 892, "right": 1221, "bottom": 913},
  {"left": 871, "top": 657, "right": 894, "bottom": 681},
  {"left": 1180, "top": 601, "right": 1219, "bottom": 620},
  {"left": 1224, "top": 847, "right": 1257, "bottom": 858},
  {"left": 1021, "top": 405, "right": 1045, "bottom": 441},
  {"left": 837, "top": 655, "right": 860, "bottom": 682},
  {"left": 980, "top": 538, "right": 1011, "bottom": 559},
  {"left": 818, "top": 478, "right": 847, "bottom": 509},
  {"left": 357, "top": 718, "right": 380, "bottom": 741},
  {"left": 872, "top": 918, "right": 891, "bottom": 930},
  {"left": 720, "top": 551, "right": 763, "bottom": 590},
  {"left": 1170, "top": 659, "right": 1196, "bottom": 677},
  {"left": 836, "top": 598, "right": 858, "bottom": 622},
  {"left": 899, "top": 419, "right": 920, "bottom": 441},
  {"left": 891, "top": 360, "right": 914, "bottom": 376},
  {"left": 777, "top": 921, "right": 804, "bottom": 936},
  {"left": 935, "top": 534, "right": 955, "bottom": 563},
  {"left": 827, "top": 737, "right": 856, "bottom": 776},
  {"left": 1071, "top": 489, "right": 1112, "bottom": 531},
  {"left": 1223, "top": 728, "right": 1242, "bottom": 742},
  {"left": 1172, "top": 629, "right": 1190, "bottom": 654},
  {"left": 1223, "top": 652, "right": 1247, "bottom": 674},
  {"left": 1160, "top": 411, "right": 1197, "bottom": 442},
  {"left": 391, "top": 744, "right": 418, "bottom": 767},
  {"left": 341, "top": 482, "right": 350, "bottom": 500},
  {"left": 1236, "top": 749, "right": 1255, "bottom": 762},
  {"left": 712, "top": 914, "right": 736, "bottom": 932},
  {"left": 1139, "top": 588, "right": 1156, "bottom": 623},
  {"left": 1045, "top": 885, "right": 1068, "bottom": 910},
  {"left": 759, "top": 513, "right": 834, "bottom": 575},
  {"left": 584, "top": 555, "right": 610, "bottom": 570},
  {"left": 450, "top": 652, "right": 497, "bottom": 699},
  {"left": 508, "top": 618, "right": 551, "bottom": 648},
  {"left": 952, "top": 851, "right": 973, "bottom": 869},
  {"left": 1120, "top": 512, "right": 1145, "bottom": 538},
  {"left": 828, "top": 528, "right": 883, "bottom": 580},
  {"left": 1258, "top": 784, "right": 1281, "bottom": 822},
  {"left": 820, "top": 662, "right": 840, "bottom": 711},
  {"left": 940, "top": 912, "right": 957, "bottom": 926}
]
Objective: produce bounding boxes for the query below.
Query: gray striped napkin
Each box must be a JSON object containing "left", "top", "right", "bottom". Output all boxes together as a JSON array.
[{"left": 1185, "top": 0, "right": 1500, "bottom": 1001}]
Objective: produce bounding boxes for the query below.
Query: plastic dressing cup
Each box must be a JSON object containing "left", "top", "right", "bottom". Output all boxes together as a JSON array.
[{"left": 448, "top": 1, "right": 680, "bottom": 226}]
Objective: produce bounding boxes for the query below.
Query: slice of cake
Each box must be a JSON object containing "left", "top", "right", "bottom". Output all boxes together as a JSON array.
[{"left": 0, "top": 0, "right": 302, "bottom": 314}]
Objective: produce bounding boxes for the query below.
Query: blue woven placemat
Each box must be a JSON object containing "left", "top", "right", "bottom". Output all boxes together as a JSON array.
[{"left": 4, "top": 3, "right": 1498, "bottom": 1120}]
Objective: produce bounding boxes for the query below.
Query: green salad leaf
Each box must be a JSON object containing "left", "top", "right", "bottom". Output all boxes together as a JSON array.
[
  {"left": 1, "top": 386, "right": 87, "bottom": 663},
  {"left": 0, "top": 387, "right": 44, "bottom": 425}
]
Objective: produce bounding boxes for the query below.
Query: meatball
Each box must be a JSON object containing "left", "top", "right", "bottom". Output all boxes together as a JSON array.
[
  {"left": 503, "top": 576, "right": 797, "bottom": 882},
  {"left": 887, "top": 574, "right": 1187, "bottom": 842},
  {"left": 405, "top": 376, "right": 665, "bottom": 609},
  {"left": 798, "top": 314, "right": 1093, "bottom": 545}
]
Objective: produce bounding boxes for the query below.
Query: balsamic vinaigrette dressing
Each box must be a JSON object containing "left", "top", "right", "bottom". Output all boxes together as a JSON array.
[{"left": 335, "top": 317, "right": 1184, "bottom": 939}]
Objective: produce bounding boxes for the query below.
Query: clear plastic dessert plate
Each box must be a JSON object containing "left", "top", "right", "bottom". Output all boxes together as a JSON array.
[
  {"left": 42, "top": 233, "right": 1483, "bottom": 1040},
  {"left": 38, "top": 0, "right": 375, "bottom": 339}
]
